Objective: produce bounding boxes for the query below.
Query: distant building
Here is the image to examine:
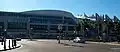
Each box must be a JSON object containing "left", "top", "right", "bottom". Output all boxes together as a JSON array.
[{"left": 0, "top": 10, "right": 76, "bottom": 38}]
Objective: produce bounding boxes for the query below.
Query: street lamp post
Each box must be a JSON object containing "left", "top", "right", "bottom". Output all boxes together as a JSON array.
[
  {"left": 29, "top": 28, "right": 33, "bottom": 40},
  {"left": 58, "top": 24, "right": 63, "bottom": 43}
]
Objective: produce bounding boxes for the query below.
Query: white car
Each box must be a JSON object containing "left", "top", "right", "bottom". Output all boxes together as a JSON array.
[{"left": 73, "top": 37, "right": 85, "bottom": 43}]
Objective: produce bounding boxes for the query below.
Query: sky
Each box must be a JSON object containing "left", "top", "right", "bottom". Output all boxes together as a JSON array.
[{"left": 0, "top": 0, "right": 120, "bottom": 19}]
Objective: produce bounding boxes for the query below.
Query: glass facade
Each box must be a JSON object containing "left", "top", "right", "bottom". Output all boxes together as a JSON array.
[
  {"left": 47, "top": 16, "right": 62, "bottom": 20},
  {"left": 30, "top": 16, "right": 63, "bottom": 24},
  {"left": 0, "top": 12, "right": 76, "bottom": 31},
  {"left": 0, "top": 22, "right": 4, "bottom": 29},
  {"left": 30, "top": 25, "right": 47, "bottom": 30},
  {"left": 0, "top": 22, "right": 4, "bottom": 33},
  {"left": 50, "top": 20, "right": 62, "bottom": 24},
  {"left": 68, "top": 26, "right": 74, "bottom": 31},
  {"left": 8, "top": 22, "right": 27, "bottom": 29},
  {"left": 50, "top": 25, "right": 58, "bottom": 30},
  {"left": 62, "top": 26, "right": 66, "bottom": 31},
  {"left": 0, "top": 10, "right": 76, "bottom": 38},
  {"left": 30, "top": 17, "right": 48, "bottom": 23},
  {"left": 7, "top": 16, "right": 28, "bottom": 29},
  {"left": 64, "top": 17, "right": 76, "bottom": 25}
]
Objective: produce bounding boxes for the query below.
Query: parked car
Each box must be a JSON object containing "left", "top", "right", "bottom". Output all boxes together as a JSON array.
[{"left": 73, "top": 37, "right": 85, "bottom": 43}]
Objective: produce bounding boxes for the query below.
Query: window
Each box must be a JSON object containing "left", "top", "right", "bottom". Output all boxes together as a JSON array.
[
  {"left": 30, "top": 25, "right": 47, "bottom": 30},
  {"left": 50, "top": 25, "right": 58, "bottom": 30},
  {"left": 0, "top": 22, "right": 4, "bottom": 29},
  {"left": 8, "top": 22, "right": 27, "bottom": 29},
  {"left": 48, "top": 16, "right": 62, "bottom": 19},
  {"left": 62, "top": 26, "right": 66, "bottom": 31},
  {"left": 68, "top": 26, "right": 74, "bottom": 31},
  {"left": 64, "top": 17, "right": 71, "bottom": 19},
  {"left": 50, "top": 20, "right": 62, "bottom": 24},
  {"left": 30, "top": 18, "right": 48, "bottom": 23}
]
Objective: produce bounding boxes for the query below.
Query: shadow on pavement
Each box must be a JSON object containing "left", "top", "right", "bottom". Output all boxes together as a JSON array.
[{"left": 60, "top": 43, "right": 84, "bottom": 47}]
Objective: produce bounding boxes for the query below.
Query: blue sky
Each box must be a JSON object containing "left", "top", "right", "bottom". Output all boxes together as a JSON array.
[{"left": 0, "top": 0, "right": 120, "bottom": 18}]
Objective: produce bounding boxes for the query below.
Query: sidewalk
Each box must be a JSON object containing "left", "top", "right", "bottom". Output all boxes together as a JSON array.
[
  {"left": 86, "top": 41, "right": 120, "bottom": 46},
  {"left": 0, "top": 39, "right": 21, "bottom": 51},
  {"left": 59, "top": 40, "right": 84, "bottom": 47},
  {"left": 59, "top": 40, "right": 120, "bottom": 46}
]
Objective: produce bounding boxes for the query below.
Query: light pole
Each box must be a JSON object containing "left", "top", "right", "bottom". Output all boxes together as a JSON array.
[
  {"left": 58, "top": 24, "right": 63, "bottom": 43},
  {"left": 30, "top": 28, "right": 33, "bottom": 40}
]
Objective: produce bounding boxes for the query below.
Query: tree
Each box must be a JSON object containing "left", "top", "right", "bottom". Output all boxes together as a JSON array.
[{"left": 76, "top": 23, "right": 81, "bottom": 31}]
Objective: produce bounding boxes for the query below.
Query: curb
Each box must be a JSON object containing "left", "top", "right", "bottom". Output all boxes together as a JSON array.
[{"left": 87, "top": 41, "right": 120, "bottom": 46}]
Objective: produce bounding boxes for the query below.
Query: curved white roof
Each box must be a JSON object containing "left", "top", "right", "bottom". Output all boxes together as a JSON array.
[{"left": 21, "top": 10, "right": 75, "bottom": 18}]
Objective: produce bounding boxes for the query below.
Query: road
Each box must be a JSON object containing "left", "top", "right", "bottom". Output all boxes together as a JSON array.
[{"left": 3, "top": 39, "right": 120, "bottom": 52}]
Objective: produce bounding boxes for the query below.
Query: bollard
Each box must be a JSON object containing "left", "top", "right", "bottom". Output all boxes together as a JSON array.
[
  {"left": 12, "top": 39, "right": 14, "bottom": 48},
  {"left": 4, "top": 38, "right": 6, "bottom": 50},
  {"left": 1, "top": 37, "right": 4, "bottom": 45},
  {"left": 58, "top": 36, "right": 60, "bottom": 43},
  {"left": 1, "top": 41, "right": 3, "bottom": 45},
  {"left": 9, "top": 40, "right": 11, "bottom": 49},
  {"left": 14, "top": 39, "right": 16, "bottom": 48}
]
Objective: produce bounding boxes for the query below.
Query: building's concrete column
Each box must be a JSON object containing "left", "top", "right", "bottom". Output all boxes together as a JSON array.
[
  {"left": 47, "top": 20, "right": 50, "bottom": 35},
  {"left": 66, "top": 24, "right": 68, "bottom": 31},
  {"left": 4, "top": 18, "right": 8, "bottom": 30},
  {"left": 27, "top": 17, "right": 30, "bottom": 38},
  {"left": 62, "top": 16, "right": 64, "bottom": 24}
]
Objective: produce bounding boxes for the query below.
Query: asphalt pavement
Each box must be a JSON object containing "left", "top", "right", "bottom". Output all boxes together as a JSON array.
[{"left": 3, "top": 39, "right": 120, "bottom": 52}]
